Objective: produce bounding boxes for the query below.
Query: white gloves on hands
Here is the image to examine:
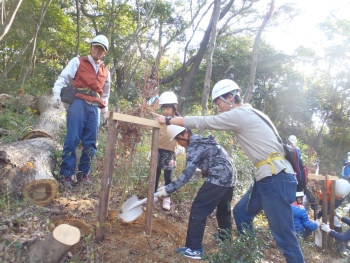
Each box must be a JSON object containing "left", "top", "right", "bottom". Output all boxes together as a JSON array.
[
  {"left": 102, "top": 112, "right": 107, "bottom": 124},
  {"left": 157, "top": 186, "right": 169, "bottom": 197},
  {"left": 343, "top": 206, "right": 350, "bottom": 213},
  {"left": 315, "top": 219, "right": 321, "bottom": 227},
  {"left": 321, "top": 223, "right": 331, "bottom": 233},
  {"left": 51, "top": 93, "right": 61, "bottom": 108}
]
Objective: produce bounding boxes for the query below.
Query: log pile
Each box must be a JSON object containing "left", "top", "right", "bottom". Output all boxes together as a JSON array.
[{"left": 0, "top": 94, "right": 66, "bottom": 206}]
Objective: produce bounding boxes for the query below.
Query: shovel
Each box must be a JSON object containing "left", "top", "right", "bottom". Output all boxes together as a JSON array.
[{"left": 118, "top": 192, "right": 160, "bottom": 222}]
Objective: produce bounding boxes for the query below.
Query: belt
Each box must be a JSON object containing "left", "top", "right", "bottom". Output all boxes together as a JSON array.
[
  {"left": 255, "top": 152, "right": 285, "bottom": 175},
  {"left": 76, "top": 87, "right": 100, "bottom": 98}
]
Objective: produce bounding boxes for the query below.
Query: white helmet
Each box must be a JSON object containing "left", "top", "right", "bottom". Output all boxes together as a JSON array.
[
  {"left": 91, "top": 35, "right": 109, "bottom": 51},
  {"left": 288, "top": 135, "right": 297, "bottom": 145},
  {"left": 211, "top": 79, "right": 240, "bottom": 103},
  {"left": 167, "top": 125, "right": 186, "bottom": 141},
  {"left": 335, "top": 179, "right": 350, "bottom": 197},
  {"left": 159, "top": 91, "right": 178, "bottom": 105},
  {"left": 296, "top": 191, "right": 304, "bottom": 197}
]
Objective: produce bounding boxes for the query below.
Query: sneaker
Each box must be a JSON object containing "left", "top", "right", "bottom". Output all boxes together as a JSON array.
[
  {"left": 62, "top": 177, "right": 72, "bottom": 189},
  {"left": 183, "top": 247, "right": 203, "bottom": 260},
  {"left": 162, "top": 197, "right": 171, "bottom": 210}
]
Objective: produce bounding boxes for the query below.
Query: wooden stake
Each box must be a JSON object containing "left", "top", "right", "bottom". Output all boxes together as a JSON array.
[
  {"left": 321, "top": 171, "right": 328, "bottom": 249},
  {"left": 145, "top": 127, "right": 160, "bottom": 236},
  {"left": 96, "top": 108, "right": 118, "bottom": 243},
  {"left": 329, "top": 172, "right": 336, "bottom": 248}
]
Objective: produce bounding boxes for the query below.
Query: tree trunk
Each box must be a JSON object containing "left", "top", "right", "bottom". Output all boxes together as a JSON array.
[
  {"left": 0, "top": 137, "right": 59, "bottom": 206},
  {"left": 0, "top": 0, "right": 23, "bottom": 41},
  {"left": 177, "top": 0, "right": 234, "bottom": 112},
  {"left": 244, "top": 0, "right": 275, "bottom": 103},
  {"left": 22, "top": 95, "right": 66, "bottom": 140},
  {"left": 202, "top": 0, "right": 221, "bottom": 115},
  {"left": 20, "top": 0, "right": 53, "bottom": 90},
  {"left": 27, "top": 224, "right": 81, "bottom": 263}
]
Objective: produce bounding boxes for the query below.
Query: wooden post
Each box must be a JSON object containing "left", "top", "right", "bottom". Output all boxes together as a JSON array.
[
  {"left": 321, "top": 171, "right": 328, "bottom": 249},
  {"left": 96, "top": 109, "right": 118, "bottom": 243},
  {"left": 329, "top": 172, "right": 336, "bottom": 248},
  {"left": 95, "top": 112, "right": 162, "bottom": 241},
  {"left": 145, "top": 127, "right": 160, "bottom": 236}
]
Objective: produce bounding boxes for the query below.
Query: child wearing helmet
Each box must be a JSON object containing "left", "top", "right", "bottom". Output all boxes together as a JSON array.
[
  {"left": 291, "top": 191, "right": 320, "bottom": 239},
  {"left": 156, "top": 125, "right": 237, "bottom": 259},
  {"left": 305, "top": 179, "right": 350, "bottom": 219},
  {"left": 154, "top": 91, "right": 181, "bottom": 210}
]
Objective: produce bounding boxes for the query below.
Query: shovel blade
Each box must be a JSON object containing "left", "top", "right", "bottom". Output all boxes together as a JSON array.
[
  {"left": 118, "top": 206, "right": 143, "bottom": 222},
  {"left": 118, "top": 195, "right": 144, "bottom": 223}
]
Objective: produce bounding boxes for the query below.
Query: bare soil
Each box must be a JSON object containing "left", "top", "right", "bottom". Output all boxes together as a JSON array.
[{"left": 0, "top": 182, "right": 344, "bottom": 263}]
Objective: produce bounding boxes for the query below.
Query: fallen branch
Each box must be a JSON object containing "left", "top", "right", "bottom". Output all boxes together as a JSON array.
[{"left": 3, "top": 206, "right": 63, "bottom": 224}]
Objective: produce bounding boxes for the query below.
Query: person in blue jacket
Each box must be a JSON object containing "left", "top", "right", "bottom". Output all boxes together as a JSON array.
[
  {"left": 321, "top": 210, "right": 350, "bottom": 242},
  {"left": 292, "top": 191, "right": 320, "bottom": 239},
  {"left": 342, "top": 157, "right": 350, "bottom": 183}
]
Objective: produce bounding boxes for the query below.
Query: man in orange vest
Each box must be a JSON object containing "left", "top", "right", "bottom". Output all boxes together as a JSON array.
[{"left": 51, "top": 35, "right": 110, "bottom": 189}]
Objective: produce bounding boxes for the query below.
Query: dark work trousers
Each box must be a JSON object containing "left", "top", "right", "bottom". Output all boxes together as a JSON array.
[
  {"left": 185, "top": 181, "right": 234, "bottom": 250},
  {"left": 154, "top": 166, "right": 172, "bottom": 192}
]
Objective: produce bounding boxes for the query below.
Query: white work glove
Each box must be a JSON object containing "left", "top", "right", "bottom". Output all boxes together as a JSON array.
[
  {"left": 156, "top": 186, "right": 169, "bottom": 197},
  {"left": 102, "top": 112, "right": 107, "bottom": 124},
  {"left": 343, "top": 206, "right": 350, "bottom": 213},
  {"left": 315, "top": 219, "right": 321, "bottom": 227},
  {"left": 320, "top": 223, "right": 331, "bottom": 233},
  {"left": 51, "top": 93, "right": 61, "bottom": 108}
]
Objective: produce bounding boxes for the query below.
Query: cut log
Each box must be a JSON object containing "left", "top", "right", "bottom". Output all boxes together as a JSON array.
[
  {"left": 22, "top": 95, "right": 66, "bottom": 140},
  {"left": 27, "top": 224, "right": 81, "bottom": 263},
  {"left": 0, "top": 137, "right": 59, "bottom": 206}
]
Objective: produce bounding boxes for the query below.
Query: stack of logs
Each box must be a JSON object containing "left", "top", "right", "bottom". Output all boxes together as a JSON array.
[{"left": 0, "top": 94, "right": 65, "bottom": 206}]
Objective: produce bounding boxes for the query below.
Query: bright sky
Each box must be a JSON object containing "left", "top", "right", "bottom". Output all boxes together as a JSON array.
[{"left": 264, "top": 0, "right": 350, "bottom": 54}]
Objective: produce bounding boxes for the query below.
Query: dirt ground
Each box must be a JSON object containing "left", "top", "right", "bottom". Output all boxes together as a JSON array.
[
  {"left": 0, "top": 183, "right": 344, "bottom": 263},
  {"left": 49, "top": 187, "right": 338, "bottom": 263}
]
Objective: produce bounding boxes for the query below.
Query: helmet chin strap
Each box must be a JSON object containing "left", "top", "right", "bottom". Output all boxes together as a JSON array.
[{"left": 219, "top": 90, "right": 238, "bottom": 109}]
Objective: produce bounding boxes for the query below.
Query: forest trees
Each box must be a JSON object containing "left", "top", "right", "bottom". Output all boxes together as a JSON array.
[{"left": 0, "top": 0, "right": 349, "bottom": 173}]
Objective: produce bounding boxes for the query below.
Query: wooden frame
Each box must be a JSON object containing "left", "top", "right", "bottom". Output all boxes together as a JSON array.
[
  {"left": 95, "top": 110, "right": 161, "bottom": 242},
  {"left": 308, "top": 172, "right": 337, "bottom": 249}
]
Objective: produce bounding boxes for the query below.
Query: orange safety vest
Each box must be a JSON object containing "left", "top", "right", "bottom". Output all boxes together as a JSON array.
[
  {"left": 73, "top": 56, "right": 108, "bottom": 108},
  {"left": 317, "top": 180, "right": 342, "bottom": 201}
]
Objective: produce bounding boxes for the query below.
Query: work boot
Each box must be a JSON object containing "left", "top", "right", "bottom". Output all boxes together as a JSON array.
[
  {"left": 62, "top": 176, "right": 72, "bottom": 189},
  {"left": 162, "top": 197, "right": 171, "bottom": 210}
]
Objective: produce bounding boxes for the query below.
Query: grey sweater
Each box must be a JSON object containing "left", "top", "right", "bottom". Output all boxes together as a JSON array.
[
  {"left": 165, "top": 134, "right": 236, "bottom": 194},
  {"left": 184, "top": 104, "right": 295, "bottom": 181}
]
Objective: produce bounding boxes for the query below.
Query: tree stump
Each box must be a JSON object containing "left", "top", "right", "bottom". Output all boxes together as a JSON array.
[
  {"left": 22, "top": 95, "right": 66, "bottom": 140},
  {"left": 0, "top": 137, "right": 59, "bottom": 206},
  {"left": 27, "top": 224, "right": 81, "bottom": 263}
]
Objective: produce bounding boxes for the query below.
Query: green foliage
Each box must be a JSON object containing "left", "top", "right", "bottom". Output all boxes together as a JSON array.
[
  {"left": 0, "top": 98, "right": 37, "bottom": 144},
  {"left": 203, "top": 228, "right": 265, "bottom": 263}
]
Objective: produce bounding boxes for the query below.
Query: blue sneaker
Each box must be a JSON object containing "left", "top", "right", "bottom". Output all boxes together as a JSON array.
[{"left": 183, "top": 247, "right": 203, "bottom": 260}]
